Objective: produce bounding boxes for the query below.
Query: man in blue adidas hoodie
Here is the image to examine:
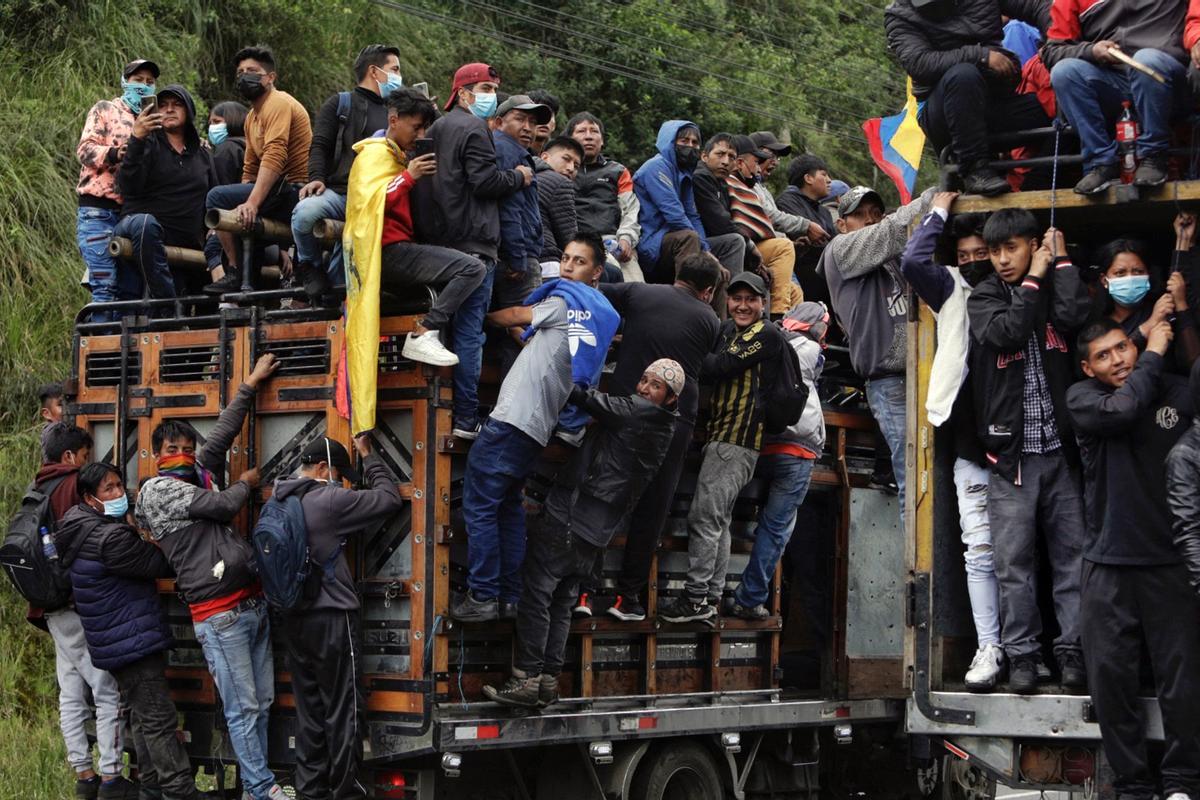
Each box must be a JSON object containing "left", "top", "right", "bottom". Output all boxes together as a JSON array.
[
  {"left": 633, "top": 119, "right": 742, "bottom": 288},
  {"left": 453, "top": 234, "right": 618, "bottom": 623}
]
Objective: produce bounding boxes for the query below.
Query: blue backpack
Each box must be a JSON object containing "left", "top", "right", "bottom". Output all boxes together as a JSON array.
[{"left": 252, "top": 483, "right": 340, "bottom": 611}]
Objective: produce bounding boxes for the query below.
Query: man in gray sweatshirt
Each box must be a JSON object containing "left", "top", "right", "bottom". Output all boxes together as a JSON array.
[
  {"left": 819, "top": 185, "right": 935, "bottom": 512},
  {"left": 270, "top": 435, "right": 403, "bottom": 800}
]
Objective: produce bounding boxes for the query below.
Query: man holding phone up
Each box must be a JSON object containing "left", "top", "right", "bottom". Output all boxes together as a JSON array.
[{"left": 344, "top": 87, "right": 486, "bottom": 366}]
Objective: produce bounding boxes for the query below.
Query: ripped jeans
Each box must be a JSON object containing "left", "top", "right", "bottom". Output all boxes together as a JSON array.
[{"left": 953, "top": 458, "right": 1000, "bottom": 647}]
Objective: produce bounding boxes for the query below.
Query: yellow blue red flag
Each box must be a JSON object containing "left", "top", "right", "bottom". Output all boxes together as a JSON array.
[{"left": 862, "top": 77, "right": 925, "bottom": 203}]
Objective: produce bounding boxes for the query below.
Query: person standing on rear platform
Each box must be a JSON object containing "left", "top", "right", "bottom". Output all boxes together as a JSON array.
[
  {"left": 1071, "top": 320, "right": 1200, "bottom": 800},
  {"left": 271, "top": 435, "right": 403, "bottom": 800}
]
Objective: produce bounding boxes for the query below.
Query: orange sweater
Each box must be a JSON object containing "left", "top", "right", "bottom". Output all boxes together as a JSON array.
[{"left": 242, "top": 88, "right": 312, "bottom": 184}]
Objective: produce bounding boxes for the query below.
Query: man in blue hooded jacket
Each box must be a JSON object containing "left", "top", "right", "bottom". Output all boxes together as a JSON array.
[{"left": 633, "top": 120, "right": 742, "bottom": 291}]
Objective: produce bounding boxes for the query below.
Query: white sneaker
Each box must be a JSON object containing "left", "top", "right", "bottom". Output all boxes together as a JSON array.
[
  {"left": 402, "top": 330, "right": 458, "bottom": 366},
  {"left": 964, "top": 644, "right": 1005, "bottom": 692},
  {"left": 1165, "top": 793, "right": 1193, "bottom": 800}
]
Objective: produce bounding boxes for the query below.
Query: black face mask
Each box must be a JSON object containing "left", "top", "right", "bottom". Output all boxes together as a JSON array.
[
  {"left": 959, "top": 259, "right": 994, "bottom": 288},
  {"left": 237, "top": 73, "right": 266, "bottom": 101},
  {"left": 674, "top": 145, "right": 700, "bottom": 172}
]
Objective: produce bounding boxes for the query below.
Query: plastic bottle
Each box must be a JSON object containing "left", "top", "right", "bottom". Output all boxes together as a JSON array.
[
  {"left": 40, "top": 526, "right": 58, "bottom": 561},
  {"left": 1116, "top": 101, "right": 1138, "bottom": 185},
  {"left": 603, "top": 238, "right": 621, "bottom": 259}
]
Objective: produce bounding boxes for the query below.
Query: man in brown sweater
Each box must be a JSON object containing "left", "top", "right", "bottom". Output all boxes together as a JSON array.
[{"left": 204, "top": 44, "right": 313, "bottom": 294}]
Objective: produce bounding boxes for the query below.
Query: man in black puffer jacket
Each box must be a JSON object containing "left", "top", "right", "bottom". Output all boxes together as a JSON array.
[
  {"left": 885, "top": 0, "right": 1050, "bottom": 196},
  {"left": 57, "top": 463, "right": 200, "bottom": 800},
  {"left": 535, "top": 136, "right": 583, "bottom": 276},
  {"left": 483, "top": 359, "right": 683, "bottom": 709}
]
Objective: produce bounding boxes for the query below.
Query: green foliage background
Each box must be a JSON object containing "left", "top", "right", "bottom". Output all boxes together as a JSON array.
[{"left": 0, "top": 0, "right": 904, "bottom": 795}]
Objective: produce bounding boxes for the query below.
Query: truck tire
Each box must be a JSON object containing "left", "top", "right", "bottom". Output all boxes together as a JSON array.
[{"left": 630, "top": 740, "right": 724, "bottom": 800}]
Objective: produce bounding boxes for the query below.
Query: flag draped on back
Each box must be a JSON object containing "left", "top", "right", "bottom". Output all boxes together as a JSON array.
[
  {"left": 862, "top": 78, "right": 925, "bottom": 204},
  {"left": 339, "top": 136, "right": 401, "bottom": 435}
]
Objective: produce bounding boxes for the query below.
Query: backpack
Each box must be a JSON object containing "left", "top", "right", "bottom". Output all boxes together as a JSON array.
[
  {"left": 331, "top": 91, "right": 353, "bottom": 174},
  {"left": 764, "top": 332, "right": 811, "bottom": 435},
  {"left": 0, "top": 476, "right": 73, "bottom": 610},
  {"left": 251, "top": 482, "right": 341, "bottom": 611}
]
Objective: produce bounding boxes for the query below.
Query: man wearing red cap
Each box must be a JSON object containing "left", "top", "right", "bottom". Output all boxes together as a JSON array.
[{"left": 411, "top": 63, "right": 532, "bottom": 440}]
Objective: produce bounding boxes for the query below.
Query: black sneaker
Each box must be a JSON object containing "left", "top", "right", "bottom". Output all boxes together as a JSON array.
[
  {"left": 606, "top": 594, "right": 647, "bottom": 621},
  {"left": 203, "top": 272, "right": 246, "bottom": 295},
  {"left": 76, "top": 777, "right": 100, "bottom": 800},
  {"left": 1059, "top": 651, "right": 1087, "bottom": 693},
  {"left": 962, "top": 163, "right": 1011, "bottom": 197},
  {"left": 294, "top": 260, "right": 332, "bottom": 299},
  {"left": 538, "top": 673, "right": 559, "bottom": 707},
  {"left": 1009, "top": 657, "right": 1039, "bottom": 694},
  {"left": 98, "top": 776, "right": 140, "bottom": 800},
  {"left": 659, "top": 595, "right": 715, "bottom": 624},
  {"left": 500, "top": 600, "right": 518, "bottom": 621},
  {"left": 1134, "top": 154, "right": 1169, "bottom": 187},
  {"left": 572, "top": 592, "right": 593, "bottom": 618},
  {"left": 481, "top": 669, "right": 541, "bottom": 708},
  {"left": 869, "top": 470, "right": 899, "bottom": 495},
  {"left": 450, "top": 590, "right": 498, "bottom": 623},
  {"left": 729, "top": 600, "right": 770, "bottom": 620},
  {"left": 1074, "top": 163, "right": 1121, "bottom": 195}
]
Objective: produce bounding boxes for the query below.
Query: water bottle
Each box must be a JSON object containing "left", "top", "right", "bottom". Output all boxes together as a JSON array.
[
  {"left": 1116, "top": 101, "right": 1138, "bottom": 185},
  {"left": 603, "top": 237, "right": 621, "bottom": 259},
  {"left": 41, "top": 526, "right": 58, "bottom": 562}
]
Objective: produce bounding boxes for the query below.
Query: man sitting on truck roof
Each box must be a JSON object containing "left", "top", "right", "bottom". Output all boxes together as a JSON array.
[
  {"left": 885, "top": 0, "right": 1050, "bottom": 197},
  {"left": 900, "top": 197, "right": 1007, "bottom": 693},
  {"left": 452, "top": 234, "right": 618, "bottom": 623},
  {"left": 114, "top": 84, "right": 216, "bottom": 301},
  {"left": 204, "top": 45, "right": 313, "bottom": 295},
  {"left": 660, "top": 272, "right": 784, "bottom": 624},
  {"left": 290, "top": 44, "right": 399, "bottom": 302},
  {"left": 1070, "top": 319, "right": 1200, "bottom": 800},
  {"left": 1044, "top": 0, "right": 1190, "bottom": 194},
  {"left": 343, "top": 86, "right": 486, "bottom": 369},
  {"left": 134, "top": 353, "right": 284, "bottom": 800},
  {"left": 484, "top": 359, "right": 683, "bottom": 709},
  {"left": 271, "top": 434, "right": 404, "bottom": 800},
  {"left": 567, "top": 111, "right": 644, "bottom": 282},
  {"left": 967, "top": 209, "right": 1090, "bottom": 694}
]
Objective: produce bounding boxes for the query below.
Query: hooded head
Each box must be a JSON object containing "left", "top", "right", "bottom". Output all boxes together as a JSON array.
[
  {"left": 655, "top": 119, "right": 701, "bottom": 173},
  {"left": 155, "top": 84, "right": 201, "bottom": 148}
]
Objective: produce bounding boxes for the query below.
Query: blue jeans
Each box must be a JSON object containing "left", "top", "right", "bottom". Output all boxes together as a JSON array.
[
  {"left": 866, "top": 375, "right": 906, "bottom": 513},
  {"left": 112, "top": 213, "right": 178, "bottom": 302},
  {"left": 450, "top": 257, "right": 496, "bottom": 429},
  {"left": 193, "top": 598, "right": 275, "bottom": 800},
  {"left": 462, "top": 418, "right": 543, "bottom": 602},
  {"left": 735, "top": 454, "right": 816, "bottom": 608},
  {"left": 1051, "top": 49, "right": 1188, "bottom": 172},
  {"left": 290, "top": 190, "right": 346, "bottom": 284},
  {"left": 77, "top": 206, "right": 123, "bottom": 320}
]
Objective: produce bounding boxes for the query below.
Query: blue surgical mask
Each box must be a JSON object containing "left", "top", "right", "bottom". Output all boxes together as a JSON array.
[
  {"left": 378, "top": 72, "right": 403, "bottom": 99},
  {"left": 121, "top": 80, "right": 155, "bottom": 114},
  {"left": 468, "top": 90, "right": 497, "bottom": 120},
  {"left": 208, "top": 122, "right": 228, "bottom": 147},
  {"left": 1106, "top": 275, "right": 1151, "bottom": 307},
  {"left": 103, "top": 494, "right": 129, "bottom": 519}
]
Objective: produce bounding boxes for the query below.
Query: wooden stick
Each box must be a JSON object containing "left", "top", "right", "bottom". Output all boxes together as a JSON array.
[
  {"left": 108, "top": 237, "right": 209, "bottom": 269},
  {"left": 204, "top": 208, "right": 294, "bottom": 242},
  {"left": 1108, "top": 47, "right": 1167, "bottom": 84}
]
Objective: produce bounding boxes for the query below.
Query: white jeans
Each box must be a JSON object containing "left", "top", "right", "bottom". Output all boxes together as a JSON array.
[
  {"left": 45, "top": 608, "right": 124, "bottom": 775},
  {"left": 953, "top": 458, "right": 1001, "bottom": 647}
]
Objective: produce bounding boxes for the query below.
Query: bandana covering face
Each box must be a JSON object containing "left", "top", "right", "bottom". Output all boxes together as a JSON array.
[{"left": 156, "top": 452, "right": 199, "bottom": 484}]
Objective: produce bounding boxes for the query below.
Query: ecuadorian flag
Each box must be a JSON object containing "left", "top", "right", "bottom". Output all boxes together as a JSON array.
[{"left": 862, "top": 78, "right": 925, "bottom": 204}]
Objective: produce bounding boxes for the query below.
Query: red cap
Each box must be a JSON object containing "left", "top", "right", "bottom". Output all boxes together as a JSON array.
[{"left": 445, "top": 62, "right": 500, "bottom": 111}]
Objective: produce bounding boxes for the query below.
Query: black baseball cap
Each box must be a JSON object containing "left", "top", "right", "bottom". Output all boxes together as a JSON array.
[
  {"left": 123, "top": 59, "right": 160, "bottom": 79},
  {"left": 299, "top": 437, "right": 361, "bottom": 483},
  {"left": 750, "top": 130, "right": 792, "bottom": 157},
  {"left": 727, "top": 271, "right": 768, "bottom": 297},
  {"left": 732, "top": 134, "right": 772, "bottom": 160}
]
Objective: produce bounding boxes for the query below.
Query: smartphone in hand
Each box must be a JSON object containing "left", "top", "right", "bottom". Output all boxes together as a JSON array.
[
  {"left": 412, "top": 81, "right": 429, "bottom": 98},
  {"left": 414, "top": 138, "right": 435, "bottom": 157},
  {"left": 141, "top": 95, "right": 158, "bottom": 115}
]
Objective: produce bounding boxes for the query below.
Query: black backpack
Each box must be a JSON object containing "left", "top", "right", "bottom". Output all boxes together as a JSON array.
[
  {"left": 764, "top": 332, "right": 810, "bottom": 435},
  {"left": 0, "top": 476, "right": 73, "bottom": 610}
]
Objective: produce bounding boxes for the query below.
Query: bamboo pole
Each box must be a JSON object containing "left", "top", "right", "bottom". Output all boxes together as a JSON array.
[
  {"left": 108, "top": 237, "right": 208, "bottom": 268},
  {"left": 204, "top": 208, "right": 294, "bottom": 242}
]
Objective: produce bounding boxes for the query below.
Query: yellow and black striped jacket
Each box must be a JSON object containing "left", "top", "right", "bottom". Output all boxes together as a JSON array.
[{"left": 703, "top": 318, "right": 783, "bottom": 450}]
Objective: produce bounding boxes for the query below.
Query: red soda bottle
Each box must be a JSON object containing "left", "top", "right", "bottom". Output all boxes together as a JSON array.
[{"left": 1116, "top": 101, "right": 1138, "bottom": 185}]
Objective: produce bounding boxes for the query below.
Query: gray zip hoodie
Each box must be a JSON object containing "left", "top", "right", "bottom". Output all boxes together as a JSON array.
[{"left": 272, "top": 452, "right": 404, "bottom": 612}]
